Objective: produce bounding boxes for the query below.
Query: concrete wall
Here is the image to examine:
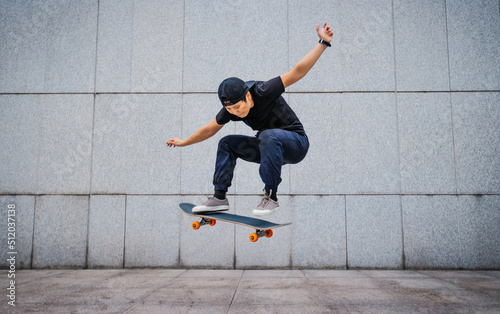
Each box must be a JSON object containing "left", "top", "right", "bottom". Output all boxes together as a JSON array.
[{"left": 1, "top": 0, "right": 499, "bottom": 269}]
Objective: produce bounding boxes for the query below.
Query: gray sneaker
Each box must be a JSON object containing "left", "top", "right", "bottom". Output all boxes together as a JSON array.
[
  {"left": 252, "top": 191, "right": 279, "bottom": 216},
  {"left": 192, "top": 196, "right": 229, "bottom": 213}
]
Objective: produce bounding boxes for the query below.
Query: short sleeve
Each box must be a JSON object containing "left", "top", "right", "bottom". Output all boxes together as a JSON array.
[
  {"left": 253, "top": 76, "right": 285, "bottom": 100},
  {"left": 216, "top": 107, "right": 232, "bottom": 125}
]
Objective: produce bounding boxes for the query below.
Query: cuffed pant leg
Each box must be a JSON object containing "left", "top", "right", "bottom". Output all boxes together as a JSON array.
[{"left": 258, "top": 129, "right": 309, "bottom": 193}]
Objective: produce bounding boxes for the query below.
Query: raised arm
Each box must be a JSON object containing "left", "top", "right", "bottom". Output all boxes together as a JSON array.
[
  {"left": 280, "top": 22, "right": 334, "bottom": 88},
  {"left": 167, "top": 118, "right": 223, "bottom": 147}
]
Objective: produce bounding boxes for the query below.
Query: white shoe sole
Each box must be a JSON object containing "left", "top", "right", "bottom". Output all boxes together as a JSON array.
[
  {"left": 192, "top": 205, "right": 229, "bottom": 213},
  {"left": 252, "top": 207, "right": 278, "bottom": 217}
]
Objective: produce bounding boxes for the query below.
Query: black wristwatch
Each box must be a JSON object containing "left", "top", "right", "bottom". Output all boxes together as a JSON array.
[{"left": 319, "top": 39, "right": 331, "bottom": 47}]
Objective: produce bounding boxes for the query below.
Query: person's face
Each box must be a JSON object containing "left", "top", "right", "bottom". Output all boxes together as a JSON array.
[{"left": 225, "top": 92, "right": 253, "bottom": 118}]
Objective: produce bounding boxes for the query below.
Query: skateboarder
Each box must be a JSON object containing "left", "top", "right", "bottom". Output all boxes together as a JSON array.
[{"left": 167, "top": 23, "right": 333, "bottom": 216}]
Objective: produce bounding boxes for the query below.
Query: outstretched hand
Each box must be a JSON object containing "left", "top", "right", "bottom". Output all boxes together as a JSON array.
[
  {"left": 316, "top": 22, "right": 333, "bottom": 43},
  {"left": 166, "top": 138, "right": 185, "bottom": 147}
]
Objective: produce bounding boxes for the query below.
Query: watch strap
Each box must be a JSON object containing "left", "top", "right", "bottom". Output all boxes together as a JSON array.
[{"left": 319, "top": 39, "right": 331, "bottom": 47}]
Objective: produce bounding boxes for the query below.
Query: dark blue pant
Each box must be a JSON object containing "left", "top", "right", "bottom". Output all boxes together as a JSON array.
[{"left": 213, "top": 129, "right": 309, "bottom": 193}]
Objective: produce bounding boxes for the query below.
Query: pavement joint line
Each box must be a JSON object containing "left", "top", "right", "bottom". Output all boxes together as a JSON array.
[
  {"left": 119, "top": 269, "right": 188, "bottom": 314},
  {"left": 226, "top": 270, "right": 244, "bottom": 314}
]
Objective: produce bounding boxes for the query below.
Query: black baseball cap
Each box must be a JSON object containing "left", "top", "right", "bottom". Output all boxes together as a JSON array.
[{"left": 218, "top": 77, "right": 251, "bottom": 106}]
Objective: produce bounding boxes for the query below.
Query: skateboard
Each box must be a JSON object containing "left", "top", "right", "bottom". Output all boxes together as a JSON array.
[{"left": 179, "top": 203, "right": 292, "bottom": 242}]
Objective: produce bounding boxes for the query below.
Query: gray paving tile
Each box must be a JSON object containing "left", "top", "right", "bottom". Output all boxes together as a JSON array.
[
  {"left": 310, "top": 279, "right": 382, "bottom": 292},
  {"left": 243, "top": 270, "right": 305, "bottom": 278},
  {"left": 92, "top": 269, "right": 186, "bottom": 290},
  {"left": 165, "top": 277, "right": 241, "bottom": 290},
  {"left": 142, "top": 287, "right": 236, "bottom": 305},
  {"left": 361, "top": 270, "right": 430, "bottom": 278},
  {"left": 127, "top": 304, "right": 230, "bottom": 314},
  {"left": 303, "top": 270, "right": 367, "bottom": 278},
  {"left": 232, "top": 288, "right": 317, "bottom": 306},
  {"left": 228, "top": 305, "right": 341, "bottom": 314},
  {"left": 239, "top": 277, "right": 308, "bottom": 290},
  {"left": 5, "top": 270, "right": 500, "bottom": 314},
  {"left": 179, "top": 269, "right": 243, "bottom": 278}
]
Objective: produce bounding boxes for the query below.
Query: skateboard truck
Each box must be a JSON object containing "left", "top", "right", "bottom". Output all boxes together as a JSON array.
[
  {"left": 192, "top": 218, "right": 273, "bottom": 242},
  {"left": 192, "top": 217, "right": 216, "bottom": 230},
  {"left": 249, "top": 229, "right": 273, "bottom": 242}
]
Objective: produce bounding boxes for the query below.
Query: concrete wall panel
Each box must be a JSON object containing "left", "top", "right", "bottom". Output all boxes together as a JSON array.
[
  {"left": 96, "top": 0, "right": 184, "bottom": 92},
  {"left": 452, "top": 92, "right": 500, "bottom": 194},
  {"left": 403, "top": 195, "right": 500, "bottom": 269},
  {"left": 0, "top": 0, "right": 97, "bottom": 93},
  {"left": 0, "top": 95, "right": 94, "bottom": 194},
  {"left": 183, "top": 0, "right": 288, "bottom": 92},
  {"left": 88, "top": 195, "right": 126, "bottom": 268},
  {"left": 91, "top": 94, "right": 182, "bottom": 194},
  {"left": 289, "top": 93, "right": 344, "bottom": 194},
  {"left": 33, "top": 196, "right": 89, "bottom": 268},
  {"left": 343, "top": 93, "right": 400, "bottom": 194},
  {"left": 346, "top": 196, "right": 403, "bottom": 268},
  {"left": 125, "top": 196, "right": 180, "bottom": 267},
  {"left": 458, "top": 195, "right": 500, "bottom": 269},
  {"left": 0, "top": 196, "right": 35, "bottom": 269},
  {"left": 338, "top": 0, "right": 395, "bottom": 91},
  {"left": 398, "top": 93, "right": 456, "bottom": 194},
  {"left": 447, "top": 0, "right": 500, "bottom": 90},
  {"left": 394, "top": 0, "right": 449, "bottom": 91},
  {"left": 288, "top": 0, "right": 342, "bottom": 92},
  {"left": 291, "top": 196, "right": 346, "bottom": 268}
]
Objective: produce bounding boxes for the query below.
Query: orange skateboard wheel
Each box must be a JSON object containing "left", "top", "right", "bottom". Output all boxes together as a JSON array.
[
  {"left": 192, "top": 221, "right": 200, "bottom": 230},
  {"left": 249, "top": 233, "right": 259, "bottom": 242},
  {"left": 209, "top": 219, "right": 216, "bottom": 226},
  {"left": 265, "top": 229, "right": 273, "bottom": 238}
]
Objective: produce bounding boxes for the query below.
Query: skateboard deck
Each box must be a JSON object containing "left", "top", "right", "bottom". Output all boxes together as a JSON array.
[{"left": 179, "top": 203, "right": 291, "bottom": 242}]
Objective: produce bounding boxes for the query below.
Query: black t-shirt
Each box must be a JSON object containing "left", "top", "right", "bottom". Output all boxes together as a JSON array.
[{"left": 215, "top": 76, "right": 305, "bottom": 135}]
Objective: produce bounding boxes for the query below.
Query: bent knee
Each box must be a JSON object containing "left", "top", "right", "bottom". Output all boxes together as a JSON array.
[{"left": 258, "top": 129, "right": 281, "bottom": 143}]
